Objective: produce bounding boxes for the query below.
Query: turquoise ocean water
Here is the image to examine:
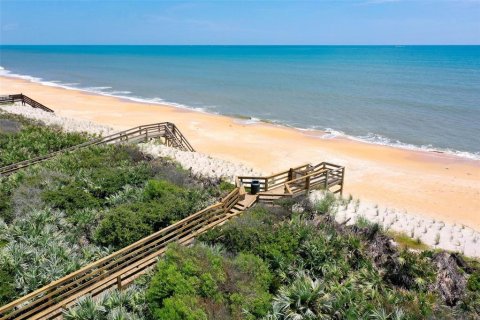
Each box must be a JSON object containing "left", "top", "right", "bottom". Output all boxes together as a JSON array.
[{"left": 0, "top": 45, "right": 479, "bottom": 159}]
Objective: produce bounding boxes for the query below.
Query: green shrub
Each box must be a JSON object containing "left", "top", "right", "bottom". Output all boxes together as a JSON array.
[
  {"left": 42, "top": 184, "right": 100, "bottom": 214},
  {"left": 94, "top": 180, "right": 208, "bottom": 249},
  {"left": 468, "top": 271, "right": 480, "bottom": 292},
  {"left": 0, "top": 121, "right": 89, "bottom": 167},
  {"left": 200, "top": 206, "right": 312, "bottom": 272},
  {"left": 144, "top": 179, "right": 184, "bottom": 200},
  {"left": 147, "top": 244, "right": 272, "bottom": 320},
  {"left": 154, "top": 295, "right": 207, "bottom": 320},
  {"left": 219, "top": 181, "right": 235, "bottom": 193},
  {"left": 87, "top": 166, "right": 150, "bottom": 199},
  {"left": 94, "top": 202, "right": 157, "bottom": 248},
  {"left": 0, "top": 267, "right": 15, "bottom": 305},
  {"left": 0, "top": 192, "right": 12, "bottom": 222}
]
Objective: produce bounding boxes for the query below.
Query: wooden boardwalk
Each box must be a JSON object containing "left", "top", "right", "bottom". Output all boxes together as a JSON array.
[
  {"left": 0, "top": 163, "right": 344, "bottom": 320},
  {"left": 0, "top": 122, "right": 195, "bottom": 176},
  {"left": 0, "top": 94, "right": 54, "bottom": 113},
  {"left": 0, "top": 94, "right": 345, "bottom": 319}
]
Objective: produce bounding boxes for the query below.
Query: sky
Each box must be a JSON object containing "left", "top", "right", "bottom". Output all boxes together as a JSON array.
[{"left": 0, "top": 0, "right": 479, "bottom": 45}]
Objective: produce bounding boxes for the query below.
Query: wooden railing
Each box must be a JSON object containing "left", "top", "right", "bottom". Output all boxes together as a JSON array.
[
  {"left": 222, "top": 184, "right": 244, "bottom": 213},
  {"left": 252, "top": 162, "right": 344, "bottom": 203},
  {"left": 0, "top": 162, "right": 344, "bottom": 319},
  {"left": 284, "top": 162, "right": 344, "bottom": 195},
  {"left": 0, "top": 94, "right": 54, "bottom": 112},
  {"left": 237, "top": 163, "right": 312, "bottom": 192},
  {"left": 0, "top": 193, "right": 245, "bottom": 320},
  {"left": 0, "top": 122, "right": 194, "bottom": 176}
]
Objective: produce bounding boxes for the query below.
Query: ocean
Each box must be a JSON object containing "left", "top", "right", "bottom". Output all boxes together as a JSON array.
[{"left": 1, "top": 45, "right": 479, "bottom": 159}]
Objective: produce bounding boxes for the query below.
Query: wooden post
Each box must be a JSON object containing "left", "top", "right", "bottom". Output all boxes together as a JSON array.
[
  {"left": 117, "top": 276, "right": 122, "bottom": 290},
  {"left": 264, "top": 178, "right": 269, "bottom": 192},
  {"left": 340, "top": 168, "right": 345, "bottom": 195},
  {"left": 288, "top": 168, "right": 293, "bottom": 181},
  {"left": 305, "top": 176, "right": 310, "bottom": 194},
  {"left": 324, "top": 171, "right": 329, "bottom": 190}
]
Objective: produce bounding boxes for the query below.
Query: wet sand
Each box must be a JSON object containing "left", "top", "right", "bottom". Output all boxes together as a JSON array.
[{"left": 1, "top": 75, "right": 479, "bottom": 231}]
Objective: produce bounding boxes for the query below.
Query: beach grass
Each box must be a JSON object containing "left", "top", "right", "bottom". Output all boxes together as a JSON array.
[{"left": 387, "top": 230, "right": 430, "bottom": 251}]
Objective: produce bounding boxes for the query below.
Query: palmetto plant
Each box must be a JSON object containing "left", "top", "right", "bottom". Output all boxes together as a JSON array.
[
  {"left": 268, "top": 271, "right": 331, "bottom": 320},
  {"left": 0, "top": 208, "right": 109, "bottom": 299},
  {"left": 63, "top": 296, "right": 106, "bottom": 320},
  {"left": 105, "top": 184, "right": 144, "bottom": 206},
  {"left": 63, "top": 286, "right": 148, "bottom": 320}
]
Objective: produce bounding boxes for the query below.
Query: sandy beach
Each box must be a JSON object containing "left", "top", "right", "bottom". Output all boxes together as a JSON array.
[{"left": 1, "top": 75, "right": 479, "bottom": 233}]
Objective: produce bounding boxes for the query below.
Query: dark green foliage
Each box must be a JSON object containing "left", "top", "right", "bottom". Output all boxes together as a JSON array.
[
  {"left": 0, "top": 267, "right": 15, "bottom": 305},
  {"left": 219, "top": 180, "right": 235, "bottom": 193},
  {"left": 42, "top": 185, "right": 100, "bottom": 214},
  {"left": 0, "top": 116, "right": 221, "bottom": 305},
  {"left": 95, "top": 180, "right": 210, "bottom": 249},
  {"left": 88, "top": 166, "right": 150, "bottom": 199},
  {"left": 200, "top": 205, "right": 480, "bottom": 319},
  {"left": 147, "top": 244, "right": 272, "bottom": 320},
  {"left": 0, "top": 191, "right": 12, "bottom": 222},
  {"left": 0, "top": 113, "right": 89, "bottom": 167},
  {"left": 144, "top": 179, "right": 184, "bottom": 200},
  {"left": 95, "top": 202, "right": 155, "bottom": 248},
  {"left": 201, "top": 206, "right": 312, "bottom": 273},
  {"left": 467, "top": 271, "right": 480, "bottom": 291}
]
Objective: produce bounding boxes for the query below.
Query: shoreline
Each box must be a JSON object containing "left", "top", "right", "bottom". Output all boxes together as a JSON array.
[
  {"left": 2, "top": 67, "right": 478, "bottom": 162},
  {"left": 1, "top": 75, "right": 480, "bottom": 232}
]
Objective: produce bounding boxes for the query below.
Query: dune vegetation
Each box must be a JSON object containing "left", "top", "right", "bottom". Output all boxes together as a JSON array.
[
  {"left": 63, "top": 201, "right": 480, "bottom": 320},
  {"left": 0, "top": 111, "right": 90, "bottom": 167},
  {"left": 0, "top": 112, "right": 228, "bottom": 305},
  {"left": 1, "top": 110, "right": 479, "bottom": 319}
]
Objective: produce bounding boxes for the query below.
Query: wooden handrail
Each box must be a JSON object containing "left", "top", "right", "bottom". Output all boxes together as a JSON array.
[
  {"left": 0, "top": 122, "right": 194, "bottom": 176},
  {"left": 0, "top": 203, "right": 226, "bottom": 319},
  {"left": 0, "top": 160, "right": 345, "bottom": 319},
  {"left": 0, "top": 94, "right": 54, "bottom": 112},
  {"left": 284, "top": 168, "right": 328, "bottom": 185}
]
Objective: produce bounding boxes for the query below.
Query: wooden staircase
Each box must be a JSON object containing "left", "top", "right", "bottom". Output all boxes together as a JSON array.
[
  {"left": 0, "top": 162, "right": 344, "bottom": 320},
  {"left": 0, "top": 95, "right": 346, "bottom": 319},
  {"left": 0, "top": 122, "right": 195, "bottom": 176},
  {"left": 0, "top": 94, "right": 54, "bottom": 113}
]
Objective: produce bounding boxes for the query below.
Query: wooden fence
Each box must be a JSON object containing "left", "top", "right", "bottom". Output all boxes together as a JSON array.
[
  {"left": 0, "top": 94, "right": 54, "bottom": 112},
  {"left": 0, "top": 122, "right": 195, "bottom": 176}
]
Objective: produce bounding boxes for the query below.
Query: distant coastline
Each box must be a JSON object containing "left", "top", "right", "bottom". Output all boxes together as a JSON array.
[
  {"left": 1, "top": 65, "right": 479, "bottom": 161},
  {"left": 1, "top": 45, "right": 479, "bottom": 160}
]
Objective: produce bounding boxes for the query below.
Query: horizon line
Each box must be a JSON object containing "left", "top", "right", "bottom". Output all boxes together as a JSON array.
[{"left": 1, "top": 44, "right": 479, "bottom": 46}]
